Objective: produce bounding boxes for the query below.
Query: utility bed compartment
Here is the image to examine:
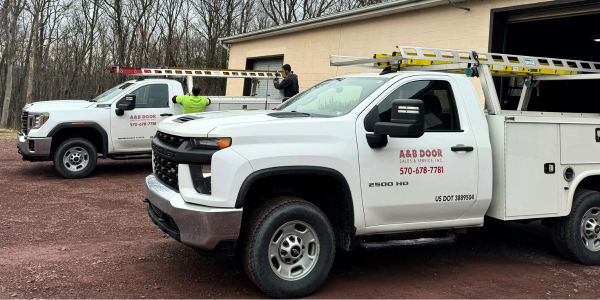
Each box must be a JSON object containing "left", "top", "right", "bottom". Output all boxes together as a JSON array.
[
  {"left": 485, "top": 114, "right": 600, "bottom": 220},
  {"left": 560, "top": 124, "right": 600, "bottom": 164},
  {"left": 203, "top": 97, "right": 281, "bottom": 112}
]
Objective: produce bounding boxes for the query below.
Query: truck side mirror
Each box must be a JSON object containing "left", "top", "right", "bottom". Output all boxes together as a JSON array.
[
  {"left": 364, "top": 105, "right": 387, "bottom": 148},
  {"left": 374, "top": 99, "right": 425, "bottom": 138},
  {"left": 115, "top": 94, "right": 136, "bottom": 116}
]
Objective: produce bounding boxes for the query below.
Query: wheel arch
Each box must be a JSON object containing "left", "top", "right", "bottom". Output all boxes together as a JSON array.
[
  {"left": 236, "top": 166, "right": 356, "bottom": 250},
  {"left": 568, "top": 170, "right": 600, "bottom": 213},
  {"left": 48, "top": 122, "right": 109, "bottom": 158}
]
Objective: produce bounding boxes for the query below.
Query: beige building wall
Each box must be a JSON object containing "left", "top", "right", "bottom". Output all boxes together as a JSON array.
[{"left": 226, "top": 0, "right": 552, "bottom": 104}]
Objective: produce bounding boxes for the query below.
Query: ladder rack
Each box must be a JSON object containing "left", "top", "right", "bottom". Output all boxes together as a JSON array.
[
  {"left": 331, "top": 45, "right": 600, "bottom": 116},
  {"left": 109, "top": 66, "right": 283, "bottom": 79},
  {"left": 330, "top": 45, "right": 600, "bottom": 78},
  {"left": 109, "top": 66, "right": 285, "bottom": 98}
]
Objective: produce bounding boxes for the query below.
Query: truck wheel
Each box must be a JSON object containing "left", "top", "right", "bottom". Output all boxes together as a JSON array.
[
  {"left": 53, "top": 138, "right": 97, "bottom": 179},
  {"left": 242, "top": 196, "right": 335, "bottom": 298},
  {"left": 552, "top": 189, "right": 600, "bottom": 265}
]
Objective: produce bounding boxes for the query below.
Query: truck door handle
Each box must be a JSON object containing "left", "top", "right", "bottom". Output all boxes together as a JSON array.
[
  {"left": 160, "top": 113, "right": 173, "bottom": 117},
  {"left": 451, "top": 145, "right": 474, "bottom": 152}
]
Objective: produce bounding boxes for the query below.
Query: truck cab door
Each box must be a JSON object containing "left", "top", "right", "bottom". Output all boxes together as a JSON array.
[
  {"left": 111, "top": 83, "right": 173, "bottom": 153},
  {"left": 357, "top": 77, "right": 479, "bottom": 227}
]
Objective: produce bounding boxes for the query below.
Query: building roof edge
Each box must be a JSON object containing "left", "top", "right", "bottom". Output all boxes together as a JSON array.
[{"left": 219, "top": 0, "right": 466, "bottom": 44}]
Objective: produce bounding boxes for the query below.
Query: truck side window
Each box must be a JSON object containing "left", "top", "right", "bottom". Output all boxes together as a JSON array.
[
  {"left": 130, "top": 84, "right": 169, "bottom": 108},
  {"left": 377, "top": 80, "right": 461, "bottom": 131}
]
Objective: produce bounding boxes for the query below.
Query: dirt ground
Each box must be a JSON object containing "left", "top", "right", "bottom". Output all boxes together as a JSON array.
[{"left": 1, "top": 138, "right": 599, "bottom": 299}]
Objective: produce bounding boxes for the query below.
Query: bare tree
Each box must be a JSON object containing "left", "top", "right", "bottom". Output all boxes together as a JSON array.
[
  {"left": 160, "top": 0, "right": 185, "bottom": 67},
  {"left": 0, "top": 0, "right": 381, "bottom": 128},
  {"left": 1, "top": 0, "right": 25, "bottom": 127},
  {"left": 259, "top": 0, "right": 337, "bottom": 26},
  {"left": 25, "top": 0, "right": 53, "bottom": 104}
]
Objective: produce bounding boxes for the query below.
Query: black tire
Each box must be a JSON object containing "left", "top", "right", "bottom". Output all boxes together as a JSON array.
[
  {"left": 242, "top": 196, "right": 335, "bottom": 298},
  {"left": 551, "top": 189, "right": 600, "bottom": 265},
  {"left": 52, "top": 138, "right": 97, "bottom": 179}
]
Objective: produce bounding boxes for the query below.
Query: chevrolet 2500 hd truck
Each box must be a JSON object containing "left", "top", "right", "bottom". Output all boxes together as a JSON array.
[
  {"left": 18, "top": 67, "right": 282, "bottom": 179},
  {"left": 144, "top": 46, "right": 600, "bottom": 298}
]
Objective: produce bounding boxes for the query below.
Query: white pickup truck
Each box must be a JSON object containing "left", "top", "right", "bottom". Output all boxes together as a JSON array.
[
  {"left": 144, "top": 47, "right": 600, "bottom": 298},
  {"left": 17, "top": 74, "right": 281, "bottom": 178}
]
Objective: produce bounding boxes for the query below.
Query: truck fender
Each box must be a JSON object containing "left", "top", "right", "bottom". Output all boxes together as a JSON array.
[
  {"left": 235, "top": 166, "right": 354, "bottom": 220},
  {"left": 234, "top": 166, "right": 357, "bottom": 250},
  {"left": 47, "top": 122, "right": 109, "bottom": 158}
]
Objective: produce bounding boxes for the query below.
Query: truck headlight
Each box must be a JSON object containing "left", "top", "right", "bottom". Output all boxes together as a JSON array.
[
  {"left": 190, "top": 137, "right": 231, "bottom": 150},
  {"left": 30, "top": 113, "right": 49, "bottom": 129}
]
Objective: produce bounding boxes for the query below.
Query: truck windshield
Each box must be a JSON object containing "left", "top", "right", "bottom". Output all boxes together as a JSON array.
[
  {"left": 93, "top": 82, "right": 133, "bottom": 103},
  {"left": 275, "top": 77, "right": 389, "bottom": 117}
]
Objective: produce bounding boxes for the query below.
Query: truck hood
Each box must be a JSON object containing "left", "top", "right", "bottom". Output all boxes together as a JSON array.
[
  {"left": 24, "top": 100, "right": 94, "bottom": 112},
  {"left": 158, "top": 110, "right": 291, "bottom": 137}
]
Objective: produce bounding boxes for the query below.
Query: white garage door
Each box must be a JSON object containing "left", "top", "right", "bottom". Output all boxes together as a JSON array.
[{"left": 253, "top": 57, "right": 283, "bottom": 99}]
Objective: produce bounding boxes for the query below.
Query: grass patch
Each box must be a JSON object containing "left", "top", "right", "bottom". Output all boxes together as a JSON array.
[{"left": 0, "top": 128, "right": 17, "bottom": 139}]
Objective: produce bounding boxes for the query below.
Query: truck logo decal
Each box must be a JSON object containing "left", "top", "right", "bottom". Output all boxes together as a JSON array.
[
  {"left": 152, "top": 144, "right": 175, "bottom": 159},
  {"left": 130, "top": 114, "right": 157, "bottom": 127},
  {"left": 399, "top": 149, "right": 442, "bottom": 158},
  {"left": 399, "top": 149, "right": 444, "bottom": 164}
]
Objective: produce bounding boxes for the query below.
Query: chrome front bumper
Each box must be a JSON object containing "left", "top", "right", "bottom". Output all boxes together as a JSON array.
[
  {"left": 144, "top": 174, "right": 243, "bottom": 252},
  {"left": 17, "top": 132, "right": 52, "bottom": 160}
]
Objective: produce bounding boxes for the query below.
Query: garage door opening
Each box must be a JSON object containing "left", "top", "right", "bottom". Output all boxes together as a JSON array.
[
  {"left": 491, "top": 1, "right": 600, "bottom": 113},
  {"left": 243, "top": 55, "right": 284, "bottom": 98}
]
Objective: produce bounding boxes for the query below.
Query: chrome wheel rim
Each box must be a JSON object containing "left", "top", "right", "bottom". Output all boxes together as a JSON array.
[
  {"left": 268, "top": 220, "right": 320, "bottom": 281},
  {"left": 581, "top": 206, "right": 600, "bottom": 252},
  {"left": 62, "top": 147, "right": 90, "bottom": 172}
]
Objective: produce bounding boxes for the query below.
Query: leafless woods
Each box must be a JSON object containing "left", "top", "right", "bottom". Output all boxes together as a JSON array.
[{"left": 0, "top": 0, "right": 381, "bottom": 128}]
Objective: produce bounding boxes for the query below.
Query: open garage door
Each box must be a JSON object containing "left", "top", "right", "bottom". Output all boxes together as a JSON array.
[
  {"left": 253, "top": 57, "right": 284, "bottom": 99},
  {"left": 491, "top": 1, "right": 600, "bottom": 112}
]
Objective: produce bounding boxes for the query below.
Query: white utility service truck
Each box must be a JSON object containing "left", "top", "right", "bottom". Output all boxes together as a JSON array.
[
  {"left": 144, "top": 46, "right": 600, "bottom": 298},
  {"left": 17, "top": 67, "right": 282, "bottom": 178}
]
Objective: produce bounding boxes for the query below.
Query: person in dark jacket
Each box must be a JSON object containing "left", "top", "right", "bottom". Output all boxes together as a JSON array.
[{"left": 273, "top": 64, "right": 299, "bottom": 99}]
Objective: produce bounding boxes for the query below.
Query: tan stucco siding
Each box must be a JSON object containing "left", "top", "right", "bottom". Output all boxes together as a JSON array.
[
  {"left": 226, "top": 24, "right": 343, "bottom": 96},
  {"left": 226, "top": 0, "right": 552, "bottom": 104}
]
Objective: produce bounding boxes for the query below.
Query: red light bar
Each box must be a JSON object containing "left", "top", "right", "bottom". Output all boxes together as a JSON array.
[{"left": 108, "top": 67, "right": 144, "bottom": 74}]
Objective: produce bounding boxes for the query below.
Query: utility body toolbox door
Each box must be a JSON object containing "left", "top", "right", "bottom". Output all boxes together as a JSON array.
[
  {"left": 357, "top": 76, "right": 480, "bottom": 227},
  {"left": 504, "top": 121, "right": 561, "bottom": 217}
]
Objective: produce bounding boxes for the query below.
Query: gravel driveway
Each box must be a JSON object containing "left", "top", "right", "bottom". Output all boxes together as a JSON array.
[{"left": 0, "top": 138, "right": 599, "bottom": 298}]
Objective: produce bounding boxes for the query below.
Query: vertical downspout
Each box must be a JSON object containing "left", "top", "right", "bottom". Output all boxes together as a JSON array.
[{"left": 218, "top": 39, "right": 231, "bottom": 96}]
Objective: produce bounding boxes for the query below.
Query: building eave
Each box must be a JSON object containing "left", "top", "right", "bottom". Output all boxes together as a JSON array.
[{"left": 219, "top": 0, "right": 466, "bottom": 45}]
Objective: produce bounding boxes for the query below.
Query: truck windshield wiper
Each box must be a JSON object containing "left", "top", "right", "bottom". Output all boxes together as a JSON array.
[
  {"left": 290, "top": 111, "right": 311, "bottom": 116},
  {"left": 290, "top": 111, "right": 334, "bottom": 118}
]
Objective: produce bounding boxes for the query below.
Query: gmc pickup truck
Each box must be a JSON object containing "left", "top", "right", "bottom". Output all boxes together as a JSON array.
[
  {"left": 143, "top": 47, "right": 600, "bottom": 298},
  {"left": 18, "top": 69, "right": 281, "bottom": 179}
]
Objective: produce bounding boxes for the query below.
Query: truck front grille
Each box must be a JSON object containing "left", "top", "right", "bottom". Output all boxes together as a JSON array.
[
  {"left": 154, "top": 155, "right": 179, "bottom": 190},
  {"left": 156, "top": 131, "right": 188, "bottom": 147},
  {"left": 21, "top": 111, "right": 28, "bottom": 134}
]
